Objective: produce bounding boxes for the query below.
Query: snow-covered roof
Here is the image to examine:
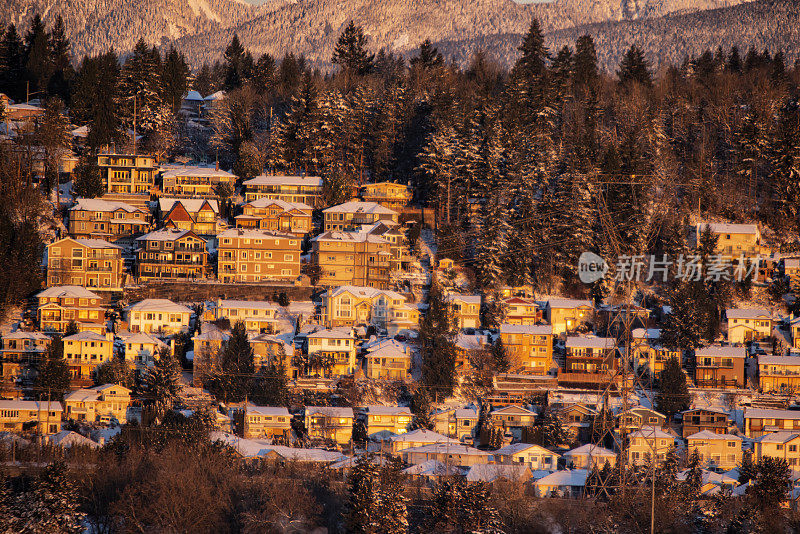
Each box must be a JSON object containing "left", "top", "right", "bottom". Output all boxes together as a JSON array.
[
  {"left": 533, "top": 469, "right": 588, "bottom": 487},
  {"left": 402, "top": 443, "right": 490, "bottom": 456},
  {"left": 455, "top": 408, "right": 478, "bottom": 419},
  {"left": 159, "top": 197, "right": 219, "bottom": 214},
  {"left": 244, "top": 175, "right": 323, "bottom": 187},
  {"left": 217, "top": 228, "right": 295, "bottom": 240},
  {"left": 402, "top": 459, "right": 464, "bottom": 476},
  {"left": 36, "top": 285, "right": 101, "bottom": 299},
  {"left": 0, "top": 399, "right": 62, "bottom": 411},
  {"left": 365, "top": 343, "right": 410, "bottom": 359},
  {"left": 361, "top": 405, "right": 412, "bottom": 416},
  {"left": 217, "top": 299, "right": 280, "bottom": 311},
  {"left": 311, "top": 230, "right": 389, "bottom": 244},
  {"left": 119, "top": 332, "right": 167, "bottom": 346},
  {"left": 323, "top": 201, "right": 397, "bottom": 216},
  {"left": 305, "top": 406, "right": 353, "bottom": 418},
  {"left": 490, "top": 405, "right": 537, "bottom": 416},
  {"left": 49, "top": 431, "right": 99, "bottom": 449},
  {"left": 247, "top": 405, "right": 290, "bottom": 417},
  {"left": 455, "top": 333, "right": 488, "bottom": 351},
  {"left": 70, "top": 238, "right": 121, "bottom": 249},
  {"left": 445, "top": 293, "right": 481, "bottom": 305},
  {"left": 676, "top": 469, "right": 738, "bottom": 485},
  {"left": 71, "top": 197, "right": 144, "bottom": 213},
  {"left": 686, "top": 430, "right": 741, "bottom": 441},
  {"left": 328, "top": 285, "right": 406, "bottom": 301},
  {"left": 726, "top": 308, "right": 775, "bottom": 320},
  {"left": 1, "top": 331, "right": 50, "bottom": 341},
  {"left": 204, "top": 90, "right": 225, "bottom": 101},
  {"left": 632, "top": 328, "right": 661, "bottom": 340},
  {"left": 136, "top": 228, "right": 197, "bottom": 242},
  {"left": 695, "top": 345, "right": 746, "bottom": 359},
  {"left": 546, "top": 299, "right": 593, "bottom": 309},
  {"left": 466, "top": 464, "right": 531, "bottom": 483},
  {"left": 697, "top": 223, "right": 759, "bottom": 235},
  {"left": 161, "top": 166, "right": 235, "bottom": 179},
  {"left": 745, "top": 408, "right": 800, "bottom": 420},
  {"left": 566, "top": 336, "right": 617, "bottom": 349},
  {"left": 629, "top": 426, "right": 673, "bottom": 440},
  {"left": 563, "top": 444, "right": 616, "bottom": 457},
  {"left": 125, "top": 299, "right": 192, "bottom": 314},
  {"left": 758, "top": 355, "right": 800, "bottom": 366},
  {"left": 500, "top": 324, "right": 553, "bottom": 335},
  {"left": 244, "top": 197, "right": 313, "bottom": 211},
  {"left": 494, "top": 443, "right": 559, "bottom": 457},
  {"left": 758, "top": 431, "right": 800, "bottom": 444},
  {"left": 389, "top": 429, "right": 457, "bottom": 444},
  {"left": 307, "top": 328, "right": 354, "bottom": 340},
  {"left": 183, "top": 90, "right": 203, "bottom": 101},
  {"left": 63, "top": 331, "right": 108, "bottom": 342}
]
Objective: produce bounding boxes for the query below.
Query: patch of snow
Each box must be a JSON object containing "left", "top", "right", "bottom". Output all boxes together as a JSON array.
[
  {"left": 392, "top": 33, "right": 410, "bottom": 50},
  {"left": 187, "top": 0, "right": 222, "bottom": 23}
]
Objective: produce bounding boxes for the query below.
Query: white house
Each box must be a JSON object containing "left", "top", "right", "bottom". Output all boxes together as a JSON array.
[{"left": 125, "top": 299, "right": 193, "bottom": 335}]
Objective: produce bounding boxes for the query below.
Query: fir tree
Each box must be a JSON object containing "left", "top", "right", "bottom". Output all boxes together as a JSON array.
[
  {"left": 250, "top": 343, "right": 289, "bottom": 407},
  {"left": 345, "top": 454, "right": 381, "bottom": 533},
  {"left": 251, "top": 53, "right": 276, "bottom": 94},
  {"left": 573, "top": 35, "right": 598, "bottom": 89},
  {"left": 660, "top": 281, "right": 703, "bottom": 352},
  {"left": 86, "top": 50, "right": 122, "bottom": 149},
  {"left": 93, "top": 356, "right": 135, "bottom": 389},
  {"left": 769, "top": 100, "right": 800, "bottom": 234},
  {"left": 24, "top": 14, "right": 51, "bottom": 96},
  {"left": 161, "top": 46, "right": 189, "bottom": 114},
  {"left": 141, "top": 346, "right": 181, "bottom": 416},
  {"left": 47, "top": 16, "right": 72, "bottom": 101},
  {"left": 409, "top": 389, "right": 434, "bottom": 430},
  {"left": 490, "top": 336, "right": 510, "bottom": 374},
  {"left": 410, "top": 39, "right": 443, "bottom": 70},
  {"left": 474, "top": 192, "right": 511, "bottom": 290},
  {"left": 33, "top": 335, "right": 70, "bottom": 402},
  {"left": 10, "top": 461, "right": 84, "bottom": 534},
  {"left": 617, "top": 45, "right": 652, "bottom": 87},
  {"left": 654, "top": 356, "right": 690, "bottom": 417},
  {"left": 750, "top": 456, "right": 790, "bottom": 510},
  {"left": 33, "top": 97, "right": 71, "bottom": 193},
  {"left": 527, "top": 411, "right": 568, "bottom": 448},
  {"left": 0, "top": 24, "right": 26, "bottom": 101},
  {"left": 738, "top": 449, "right": 756, "bottom": 484},
  {"left": 376, "top": 457, "right": 409, "bottom": 534},
  {"left": 120, "top": 39, "right": 171, "bottom": 153},
  {"left": 223, "top": 34, "right": 247, "bottom": 90},
  {"left": 420, "top": 281, "right": 458, "bottom": 401},
  {"left": 684, "top": 449, "right": 703, "bottom": 497},
  {"left": 72, "top": 155, "right": 105, "bottom": 198},
  {"left": 514, "top": 19, "right": 549, "bottom": 81},
  {"left": 332, "top": 21, "right": 375, "bottom": 76},
  {"left": 213, "top": 321, "right": 255, "bottom": 402}
]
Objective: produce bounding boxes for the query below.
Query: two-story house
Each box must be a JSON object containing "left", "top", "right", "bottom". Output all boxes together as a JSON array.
[
  {"left": 358, "top": 406, "right": 412, "bottom": 435},
  {"left": 550, "top": 403, "right": 597, "bottom": 443},
  {"left": 306, "top": 328, "right": 357, "bottom": 377},
  {"left": 401, "top": 443, "right": 491, "bottom": 467},
  {"left": 249, "top": 333, "right": 296, "bottom": 377},
  {"left": 490, "top": 405, "right": 538, "bottom": 432},
  {"left": 0, "top": 331, "right": 50, "bottom": 382},
  {"left": 758, "top": 354, "right": 800, "bottom": 393},
  {"left": 118, "top": 331, "right": 168, "bottom": 373},
  {"left": 62, "top": 331, "right": 114, "bottom": 382},
  {"left": 98, "top": 153, "right": 155, "bottom": 200},
  {"left": 305, "top": 406, "right": 354, "bottom": 446},
  {"left": 36, "top": 286, "right": 105, "bottom": 334},
  {"left": 627, "top": 426, "right": 675, "bottom": 466},
  {"left": 431, "top": 407, "right": 479, "bottom": 441},
  {"left": 322, "top": 201, "right": 399, "bottom": 232},
  {"left": 359, "top": 182, "right": 412, "bottom": 211},
  {"left": 445, "top": 294, "right": 481, "bottom": 330},
  {"left": 160, "top": 165, "right": 237, "bottom": 198},
  {"left": 159, "top": 198, "right": 225, "bottom": 236},
  {"left": 755, "top": 431, "right": 800, "bottom": 470},
  {"left": 726, "top": 309, "right": 775, "bottom": 344},
  {"left": 559, "top": 336, "right": 619, "bottom": 389},
  {"left": 744, "top": 408, "right": 800, "bottom": 438},
  {"left": 696, "top": 223, "right": 763, "bottom": 259},
  {"left": 212, "top": 299, "right": 280, "bottom": 333},
  {"left": 242, "top": 405, "right": 292, "bottom": 439},
  {"left": 364, "top": 340, "right": 411, "bottom": 380},
  {"left": 235, "top": 198, "right": 313, "bottom": 236},
  {"left": 502, "top": 297, "right": 542, "bottom": 325},
  {"left": 686, "top": 431, "right": 742, "bottom": 470},
  {"left": 68, "top": 198, "right": 150, "bottom": 242},
  {"left": 563, "top": 444, "right": 616, "bottom": 469},
  {"left": 631, "top": 328, "right": 679, "bottom": 379},
  {"left": 546, "top": 299, "right": 594, "bottom": 335},
  {"left": 311, "top": 231, "right": 392, "bottom": 289},
  {"left": 46, "top": 237, "right": 125, "bottom": 291},
  {"left": 125, "top": 299, "right": 192, "bottom": 335},
  {"left": 0, "top": 399, "right": 62, "bottom": 435},
  {"left": 217, "top": 229, "right": 301, "bottom": 283},
  {"left": 499, "top": 324, "right": 554, "bottom": 375},
  {"left": 321, "top": 286, "right": 417, "bottom": 334},
  {"left": 494, "top": 443, "right": 560, "bottom": 470},
  {"left": 63, "top": 384, "right": 132, "bottom": 424},
  {"left": 681, "top": 408, "right": 731, "bottom": 438},
  {"left": 135, "top": 228, "right": 208, "bottom": 281},
  {"left": 694, "top": 345, "right": 746, "bottom": 389},
  {"left": 243, "top": 175, "right": 324, "bottom": 207}
]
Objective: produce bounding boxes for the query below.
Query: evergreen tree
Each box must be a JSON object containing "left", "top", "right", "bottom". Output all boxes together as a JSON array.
[
  {"left": 213, "top": 321, "right": 255, "bottom": 402},
  {"left": 654, "top": 356, "right": 690, "bottom": 417},
  {"left": 161, "top": 46, "right": 189, "bottom": 114},
  {"left": 490, "top": 336, "right": 510, "bottom": 374},
  {"left": 656, "top": 446, "right": 680, "bottom": 494},
  {"left": 684, "top": 449, "right": 703, "bottom": 497},
  {"left": 617, "top": 45, "right": 652, "bottom": 87},
  {"left": 474, "top": 192, "right": 511, "bottom": 290},
  {"left": 24, "top": 14, "right": 51, "bottom": 96},
  {"left": 420, "top": 281, "right": 458, "bottom": 401},
  {"left": 750, "top": 456, "right": 790, "bottom": 510},
  {"left": 527, "top": 411, "right": 568, "bottom": 448},
  {"left": 33, "top": 336, "right": 70, "bottom": 402},
  {"left": 72, "top": 155, "right": 105, "bottom": 198},
  {"left": 376, "top": 457, "right": 409, "bottom": 534},
  {"left": 738, "top": 449, "right": 756, "bottom": 484},
  {"left": 0, "top": 24, "right": 26, "bottom": 100},
  {"left": 141, "top": 346, "right": 181, "bottom": 416},
  {"left": 233, "top": 140, "right": 263, "bottom": 181},
  {"left": 10, "top": 461, "right": 84, "bottom": 534},
  {"left": 223, "top": 34, "right": 247, "bottom": 90},
  {"left": 573, "top": 35, "right": 598, "bottom": 89},
  {"left": 769, "top": 100, "right": 800, "bottom": 234},
  {"left": 514, "top": 19, "right": 549, "bottom": 81},
  {"left": 277, "top": 74, "right": 317, "bottom": 171},
  {"left": 47, "top": 15, "right": 72, "bottom": 101},
  {"left": 332, "top": 21, "right": 375, "bottom": 76},
  {"left": 409, "top": 389, "right": 434, "bottom": 430},
  {"left": 93, "top": 356, "right": 135, "bottom": 389},
  {"left": 251, "top": 53, "right": 276, "bottom": 94},
  {"left": 345, "top": 454, "right": 381, "bottom": 533},
  {"left": 87, "top": 51, "right": 122, "bottom": 149},
  {"left": 726, "top": 46, "right": 743, "bottom": 73},
  {"left": 33, "top": 97, "right": 71, "bottom": 193},
  {"left": 410, "top": 39, "right": 443, "bottom": 70},
  {"left": 660, "top": 281, "right": 703, "bottom": 352},
  {"left": 480, "top": 291, "right": 506, "bottom": 330},
  {"left": 250, "top": 343, "right": 289, "bottom": 406}
]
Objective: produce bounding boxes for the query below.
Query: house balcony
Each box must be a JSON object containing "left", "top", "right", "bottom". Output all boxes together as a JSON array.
[
  {"left": 695, "top": 377, "right": 740, "bottom": 388},
  {"left": 760, "top": 369, "right": 800, "bottom": 377}
]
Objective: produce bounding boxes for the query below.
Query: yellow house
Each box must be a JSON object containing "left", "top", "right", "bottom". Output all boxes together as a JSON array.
[
  {"left": 119, "top": 331, "right": 168, "bottom": 372},
  {"left": 36, "top": 285, "right": 105, "bottom": 334},
  {"left": 546, "top": 299, "right": 594, "bottom": 335},
  {"left": 304, "top": 406, "right": 354, "bottom": 447},
  {"left": 499, "top": 324, "right": 554, "bottom": 375},
  {"left": 125, "top": 299, "right": 193, "bottom": 335},
  {"left": 502, "top": 297, "right": 541, "bottom": 325},
  {"left": 249, "top": 333, "right": 297, "bottom": 377},
  {"left": 213, "top": 299, "right": 280, "bottom": 333},
  {"left": 431, "top": 407, "right": 479, "bottom": 441},
  {"left": 46, "top": 237, "right": 126, "bottom": 291},
  {"left": 627, "top": 426, "right": 674, "bottom": 466},
  {"left": 360, "top": 182, "right": 412, "bottom": 211},
  {"left": 322, "top": 286, "right": 417, "bottom": 335},
  {"left": 759, "top": 355, "right": 800, "bottom": 394},
  {"left": 0, "top": 399, "right": 62, "bottom": 435},
  {"left": 445, "top": 294, "right": 481, "bottom": 329},
  {"left": 160, "top": 165, "right": 237, "bottom": 197},
  {"left": 686, "top": 430, "right": 742, "bottom": 471},
  {"left": 242, "top": 405, "right": 292, "bottom": 439},
  {"left": 727, "top": 309, "right": 775, "bottom": 344},
  {"left": 62, "top": 331, "right": 114, "bottom": 381},
  {"left": 243, "top": 175, "right": 324, "bottom": 207},
  {"left": 696, "top": 223, "right": 762, "bottom": 258},
  {"left": 631, "top": 328, "right": 679, "bottom": 378},
  {"left": 98, "top": 153, "right": 155, "bottom": 195},
  {"left": 192, "top": 324, "right": 231, "bottom": 386},
  {"left": 744, "top": 408, "right": 800, "bottom": 438},
  {"left": 363, "top": 340, "right": 411, "bottom": 380},
  {"left": 358, "top": 406, "right": 412, "bottom": 435},
  {"left": 1, "top": 331, "right": 50, "bottom": 382},
  {"left": 401, "top": 443, "right": 491, "bottom": 467},
  {"left": 384, "top": 428, "right": 460, "bottom": 455},
  {"left": 490, "top": 405, "right": 538, "bottom": 429},
  {"left": 494, "top": 442, "right": 560, "bottom": 470},
  {"left": 63, "top": 384, "right": 132, "bottom": 424},
  {"left": 306, "top": 328, "right": 357, "bottom": 377},
  {"left": 755, "top": 431, "right": 800, "bottom": 471},
  {"left": 563, "top": 444, "right": 617, "bottom": 469},
  {"left": 322, "top": 201, "right": 399, "bottom": 232}
]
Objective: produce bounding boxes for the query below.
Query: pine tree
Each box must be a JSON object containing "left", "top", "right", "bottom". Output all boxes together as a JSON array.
[
  {"left": 33, "top": 335, "right": 70, "bottom": 402},
  {"left": 617, "top": 45, "right": 652, "bottom": 87},
  {"left": 47, "top": 15, "right": 72, "bottom": 101},
  {"left": 10, "top": 461, "right": 84, "bottom": 534},
  {"left": 223, "top": 34, "right": 247, "bottom": 90},
  {"left": 213, "top": 321, "right": 255, "bottom": 402},
  {"left": 250, "top": 343, "right": 289, "bottom": 406},
  {"left": 684, "top": 449, "right": 703, "bottom": 498},
  {"left": 660, "top": 281, "right": 703, "bottom": 352},
  {"left": 751, "top": 456, "right": 791, "bottom": 510},
  {"left": 93, "top": 355, "right": 135, "bottom": 389},
  {"left": 345, "top": 454, "right": 381, "bottom": 533},
  {"left": 161, "top": 46, "right": 189, "bottom": 114},
  {"left": 33, "top": 97, "right": 71, "bottom": 193},
  {"left": 142, "top": 346, "right": 181, "bottom": 416},
  {"left": 409, "top": 389, "right": 434, "bottom": 430},
  {"left": 0, "top": 24, "right": 26, "bottom": 101},
  {"left": 514, "top": 19, "right": 549, "bottom": 81},
  {"left": 72, "top": 155, "right": 105, "bottom": 198},
  {"left": 410, "top": 39, "right": 443, "bottom": 70},
  {"left": 420, "top": 281, "right": 458, "bottom": 401},
  {"left": 87, "top": 51, "right": 122, "bottom": 149},
  {"left": 573, "top": 35, "right": 598, "bottom": 89},
  {"left": 332, "top": 21, "right": 375, "bottom": 76},
  {"left": 769, "top": 100, "right": 800, "bottom": 234},
  {"left": 474, "top": 191, "right": 511, "bottom": 290},
  {"left": 656, "top": 446, "right": 680, "bottom": 495},
  {"left": 738, "top": 449, "right": 756, "bottom": 484},
  {"left": 376, "top": 456, "right": 409, "bottom": 534},
  {"left": 654, "top": 356, "right": 690, "bottom": 417},
  {"left": 24, "top": 14, "right": 52, "bottom": 96},
  {"left": 251, "top": 53, "right": 276, "bottom": 94},
  {"left": 490, "top": 336, "right": 510, "bottom": 374}
]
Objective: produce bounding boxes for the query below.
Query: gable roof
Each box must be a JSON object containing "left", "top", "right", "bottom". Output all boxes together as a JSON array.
[
  {"left": 388, "top": 428, "right": 457, "bottom": 444},
  {"left": 125, "top": 299, "right": 192, "bottom": 314},
  {"left": 158, "top": 198, "right": 219, "bottom": 214},
  {"left": 62, "top": 331, "right": 108, "bottom": 342},
  {"left": 726, "top": 308, "right": 775, "bottom": 320},
  {"left": 745, "top": 408, "right": 800, "bottom": 420},
  {"left": 500, "top": 324, "right": 553, "bottom": 335},
  {"left": 695, "top": 345, "right": 746, "bottom": 359},
  {"left": 564, "top": 444, "right": 616, "bottom": 457},
  {"left": 305, "top": 406, "right": 354, "bottom": 418},
  {"left": 160, "top": 165, "right": 235, "bottom": 179},
  {"left": 361, "top": 405, "right": 412, "bottom": 416},
  {"left": 494, "top": 443, "right": 559, "bottom": 457},
  {"left": 534, "top": 469, "right": 588, "bottom": 487},
  {"left": 490, "top": 405, "right": 537, "bottom": 416},
  {"left": 217, "top": 228, "right": 296, "bottom": 240},
  {"left": 36, "top": 286, "right": 101, "bottom": 299},
  {"left": 566, "top": 336, "right": 617, "bottom": 349},
  {"left": 466, "top": 464, "right": 531, "bottom": 483},
  {"left": 71, "top": 197, "right": 143, "bottom": 213},
  {"left": 244, "top": 197, "right": 313, "bottom": 211},
  {"left": 697, "top": 223, "right": 758, "bottom": 235},
  {"left": 50, "top": 237, "right": 121, "bottom": 250},
  {"left": 687, "top": 430, "right": 741, "bottom": 441},
  {"left": 328, "top": 285, "right": 406, "bottom": 301},
  {"left": 136, "top": 228, "right": 202, "bottom": 243},
  {"left": 323, "top": 201, "right": 397, "bottom": 216},
  {"left": 244, "top": 175, "right": 323, "bottom": 187},
  {"left": 547, "top": 299, "right": 593, "bottom": 309}
]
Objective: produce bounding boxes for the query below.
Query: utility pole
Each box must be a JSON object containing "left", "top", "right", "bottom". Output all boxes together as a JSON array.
[{"left": 132, "top": 94, "right": 137, "bottom": 156}]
